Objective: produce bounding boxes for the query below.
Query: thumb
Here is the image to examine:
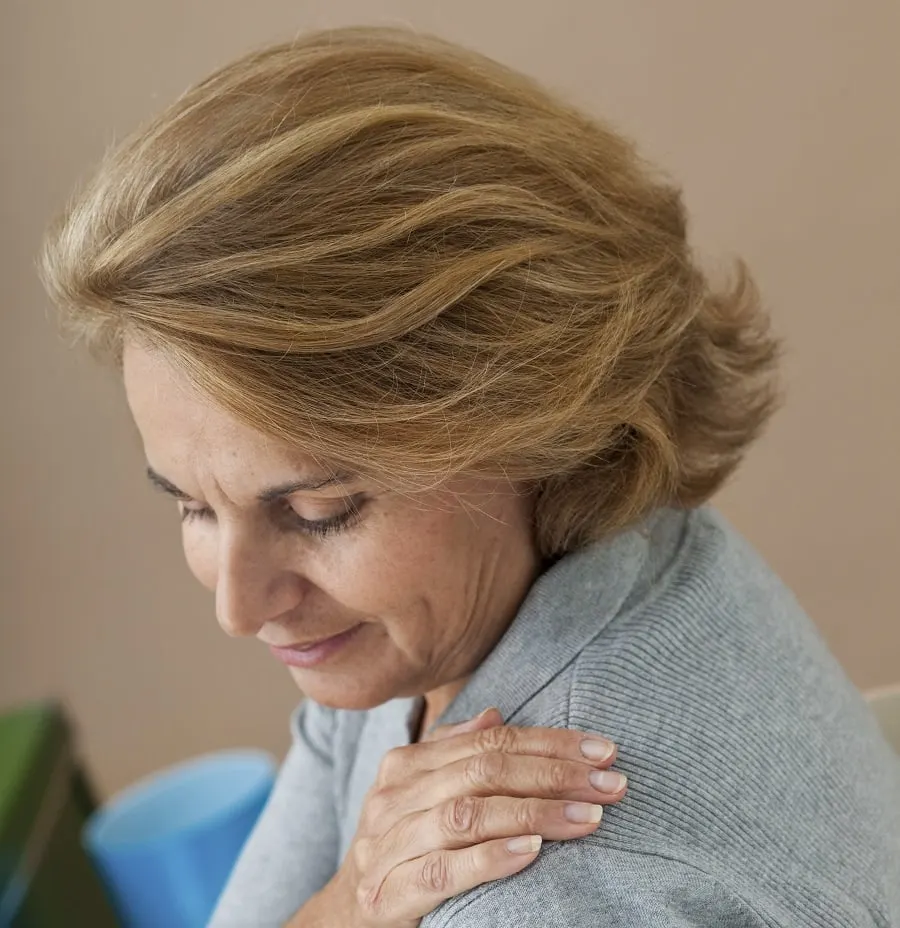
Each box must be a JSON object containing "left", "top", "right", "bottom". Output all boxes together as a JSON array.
[{"left": 425, "top": 707, "right": 504, "bottom": 742}]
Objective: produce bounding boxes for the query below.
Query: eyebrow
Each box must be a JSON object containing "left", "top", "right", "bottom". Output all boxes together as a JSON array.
[{"left": 145, "top": 466, "right": 356, "bottom": 502}]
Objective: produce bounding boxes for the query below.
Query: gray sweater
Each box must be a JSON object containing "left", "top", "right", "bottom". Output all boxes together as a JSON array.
[{"left": 210, "top": 508, "right": 900, "bottom": 927}]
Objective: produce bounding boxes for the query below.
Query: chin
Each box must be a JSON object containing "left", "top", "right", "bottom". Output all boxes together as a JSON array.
[{"left": 287, "top": 666, "right": 405, "bottom": 711}]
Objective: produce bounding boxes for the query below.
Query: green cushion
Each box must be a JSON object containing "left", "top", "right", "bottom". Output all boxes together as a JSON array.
[{"left": 0, "top": 702, "right": 120, "bottom": 927}]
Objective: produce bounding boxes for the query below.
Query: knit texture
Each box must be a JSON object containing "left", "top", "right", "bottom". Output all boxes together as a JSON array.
[{"left": 210, "top": 508, "right": 900, "bottom": 927}]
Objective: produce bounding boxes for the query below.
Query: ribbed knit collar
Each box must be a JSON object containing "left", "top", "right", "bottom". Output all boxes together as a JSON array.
[{"left": 427, "top": 507, "right": 690, "bottom": 731}]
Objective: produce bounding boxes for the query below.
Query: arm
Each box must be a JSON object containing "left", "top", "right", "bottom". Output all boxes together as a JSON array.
[
  {"left": 208, "top": 701, "right": 342, "bottom": 928},
  {"left": 422, "top": 841, "right": 769, "bottom": 928}
]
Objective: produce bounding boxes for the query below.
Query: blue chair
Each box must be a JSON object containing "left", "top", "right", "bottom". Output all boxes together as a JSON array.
[{"left": 83, "top": 750, "right": 275, "bottom": 928}]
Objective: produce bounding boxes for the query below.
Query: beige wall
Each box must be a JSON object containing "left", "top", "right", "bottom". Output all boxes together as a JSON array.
[{"left": 2, "top": 0, "right": 898, "bottom": 796}]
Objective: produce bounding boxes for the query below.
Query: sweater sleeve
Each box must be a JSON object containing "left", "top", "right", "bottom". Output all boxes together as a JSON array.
[
  {"left": 423, "top": 841, "right": 771, "bottom": 928},
  {"left": 208, "top": 700, "right": 341, "bottom": 928}
]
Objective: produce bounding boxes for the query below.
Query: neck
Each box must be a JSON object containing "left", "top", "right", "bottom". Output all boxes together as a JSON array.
[
  {"left": 415, "top": 523, "right": 545, "bottom": 741},
  {"left": 416, "top": 678, "right": 469, "bottom": 740}
]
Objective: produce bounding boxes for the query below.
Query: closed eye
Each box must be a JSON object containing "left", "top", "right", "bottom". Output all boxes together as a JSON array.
[
  {"left": 272, "top": 497, "right": 362, "bottom": 537},
  {"left": 148, "top": 466, "right": 365, "bottom": 539},
  {"left": 179, "top": 497, "right": 363, "bottom": 538}
]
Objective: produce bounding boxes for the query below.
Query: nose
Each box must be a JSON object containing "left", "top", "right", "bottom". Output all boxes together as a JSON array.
[{"left": 215, "top": 530, "right": 304, "bottom": 638}]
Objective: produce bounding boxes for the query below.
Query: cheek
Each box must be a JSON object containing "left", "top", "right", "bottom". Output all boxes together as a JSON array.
[
  {"left": 182, "top": 526, "right": 218, "bottom": 592},
  {"left": 312, "top": 534, "right": 401, "bottom": 613},
  {"left": 331, "top": 512, "right": 455, "bottom": 619},
  {"left": 305, "top": 515, "right": 438, "bottom": 624}
]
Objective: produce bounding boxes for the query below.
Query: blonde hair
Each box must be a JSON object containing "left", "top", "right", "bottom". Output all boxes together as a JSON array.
[{"left": 41, "top": 26, "right": 778, "bottom": 556}]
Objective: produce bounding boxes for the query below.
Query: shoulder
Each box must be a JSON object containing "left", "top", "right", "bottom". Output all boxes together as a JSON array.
[
  {"left": 568, "top": 507, "right": 861, "bottom": 724},
  {"left": 560, "top": 508, "right": 865, "bottom": 756},
  {"left": 486, "top": 509, "right": 900, "bottom": 925},
  {"left": 423, "top": 842, "right": 771, "bottom": 928},
  {"left": 542, "top": 508, "right": 900, "bottom": 923}
]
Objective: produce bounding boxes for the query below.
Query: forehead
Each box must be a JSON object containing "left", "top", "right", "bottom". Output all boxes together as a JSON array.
[
  {"left": 123, "top": 340, "right": 249, "bottom": 445},
  {"left": 121, "top": 340, "right": 322, "bottom": 485}
]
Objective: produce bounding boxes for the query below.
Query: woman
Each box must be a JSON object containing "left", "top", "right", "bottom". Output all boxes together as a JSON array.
[{"left": 42, "top": 27, "right": 899, "bottom": 928}]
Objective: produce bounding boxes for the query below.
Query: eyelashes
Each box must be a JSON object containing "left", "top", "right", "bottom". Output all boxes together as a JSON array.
[
  {"left": 290, "top": 505, "right": 361, "bottom": 537},
  {"left": 179, "top": 498, "right": 363, "bottom": 538}
]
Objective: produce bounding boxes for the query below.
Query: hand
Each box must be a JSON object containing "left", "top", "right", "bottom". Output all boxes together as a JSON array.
[{"left": 338, "top": 707, "right": 627, "bottom": 927}]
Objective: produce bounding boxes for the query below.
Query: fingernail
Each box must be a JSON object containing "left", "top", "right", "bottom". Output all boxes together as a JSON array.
[
  {"left": 507, "top": 834, "right": 542, "bottom": 854},
  {"left": 589, "top": 770, "right": 627, "bottom": 793},
  {"left": 564, "top": 803, "right": 604, "bottom": 824},
  {"left": 580, "top": 738, "right": 615, "bottom": 762}
]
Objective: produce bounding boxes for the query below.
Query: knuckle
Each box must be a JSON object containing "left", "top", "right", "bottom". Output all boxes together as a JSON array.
[
  {"left": 514, "top": 797, "right": 542, "bottom": 830},
  {"left": 474, "top": 724, "right": 517, "bottom": 755},
  {"left": 377, "top": 746, "right": 411, "bottom": 787},
  {"left": 417, "top": 853, "right": 452, "bottom": 895},
  {"left": 441, "top": 795, "right": 482, "bottom": 838},
  {"left": 352, "top": 836, "right": 375, "bottom": 872},
  {"left": 358, "top": 788, "right": 396, "bottom": 840},
  {"left": 463, "top": 751, "right": 505, "bottom": 788},
  {"left": 545, "top": 760, "right": 573, "bottom": 795}
]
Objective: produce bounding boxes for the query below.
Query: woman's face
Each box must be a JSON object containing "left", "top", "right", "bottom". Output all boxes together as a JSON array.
[{"left": 123, "top": 342, "right": 540, "bottom": 711}]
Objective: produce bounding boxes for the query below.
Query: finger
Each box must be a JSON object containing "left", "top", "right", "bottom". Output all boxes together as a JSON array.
[
  {"left": 426, "top": 794, "right": 604, "bottom": 847},
  {"left": 359, "top": 836, "right": 542, "bottom": 922},
  {"left": 412, "top": 721, "right": 618, "bottom": 775},
  {"left": 412, "top": 752, "right": 628, "bottom": 809},
  {"left": 375, "top": 708, "right": 506, "bottom": 789},
  {"left": 425, "top": 707, "right": 504, "bottom": 742},
  {"left": 377, "top": 718, "right": 618, "bottom": 791},
  {"left": 375, "top": 795, "right": 603, "bottom": 875},
  {"left": 363, "top": 793, "right": 605, "bottom": 891}
]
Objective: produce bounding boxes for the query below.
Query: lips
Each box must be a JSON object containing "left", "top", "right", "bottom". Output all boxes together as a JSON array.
[
  {"left": 283, "top": 633, "right": 347, "bottom": 651},
  {"left": 267, "top": 624, "right": 363, "bottom": 669}
]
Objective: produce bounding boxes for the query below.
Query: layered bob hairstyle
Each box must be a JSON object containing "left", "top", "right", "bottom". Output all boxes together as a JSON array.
[{"left": 41, "top": 27, "right": 778, "bottom": 556}]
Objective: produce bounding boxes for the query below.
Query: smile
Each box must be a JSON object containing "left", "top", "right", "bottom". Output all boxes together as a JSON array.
[{"left": 267, "top": 624, "right": 364, "bottom": 669}]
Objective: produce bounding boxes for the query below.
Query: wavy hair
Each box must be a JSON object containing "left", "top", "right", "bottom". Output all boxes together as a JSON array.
[{"left": 41, "top": 27, "right": 779, "bottom": 555}]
